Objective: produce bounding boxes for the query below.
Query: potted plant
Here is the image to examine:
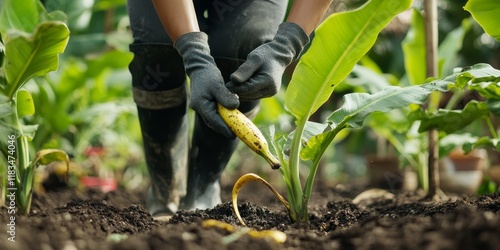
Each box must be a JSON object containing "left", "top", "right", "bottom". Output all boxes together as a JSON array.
[
  {"left": 415, "top": 63, "right": 500, "bottom": 194},
  {"left": 439, "top": 148, "right": 488, "bottom": 194}
]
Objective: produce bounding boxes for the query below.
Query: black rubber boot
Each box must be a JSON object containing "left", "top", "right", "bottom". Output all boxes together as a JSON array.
[
  {"left": 180, "top": 58, "right": 260, "bottom": 210},
  {"left": 129, "top": 44, "right": 188, "bottom": 217}
]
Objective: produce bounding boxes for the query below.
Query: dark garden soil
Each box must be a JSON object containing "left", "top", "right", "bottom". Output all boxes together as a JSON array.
[{"left": 1, "top": 176, "right": 500, "bottom": 250}]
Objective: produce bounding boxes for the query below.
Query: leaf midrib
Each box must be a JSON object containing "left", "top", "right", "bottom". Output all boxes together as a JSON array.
[
  {"left": 304, "top": 4, "right": 381, "bottom": 122},
  {"left": 335, "top": 85, "right": 429, "bottom": 125}
]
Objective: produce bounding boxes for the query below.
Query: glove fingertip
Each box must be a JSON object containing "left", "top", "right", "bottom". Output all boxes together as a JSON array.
[
  {"left": 225, "top": 81, "right": 237, "bottom": 92},
  {"left": 230, "top": 55, "right": 262, "bottom": 83},
  {"left": 223, "top": 99, "right": 240, "bottom": 110},
  {"left": 230, "top": 71, "right": 247, "bottom": 84},
  {"left": 217, "top": 91, "right": 240, "bottom": 110}
]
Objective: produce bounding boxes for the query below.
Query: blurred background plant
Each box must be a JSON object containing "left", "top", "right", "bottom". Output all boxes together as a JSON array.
[
  {"left": 22, "top": 0, "right": 148, "bottom": 192},
  {"left": 296, "top": 0, "right": 500, "bottom": 193},
  {"left": 0, "top": 0, "right": 71, "bottom": 213}
]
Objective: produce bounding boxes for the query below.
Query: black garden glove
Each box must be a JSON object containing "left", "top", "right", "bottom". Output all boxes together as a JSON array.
[
  {"left": 227, "top": 22, "right": 309, "bottom": 101},
  {"left": 174, "top": 32, "right": 239, "bottom": 139}
]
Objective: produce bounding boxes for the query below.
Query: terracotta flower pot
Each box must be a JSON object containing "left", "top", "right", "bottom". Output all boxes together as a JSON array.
[{"left": 439, "top": 149, "right": 487, "bottom": 194}]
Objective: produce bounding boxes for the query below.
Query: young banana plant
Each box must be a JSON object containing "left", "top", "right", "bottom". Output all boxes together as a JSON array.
[{"left": 219, "top": 0, "right": 416, "bottom": 226}]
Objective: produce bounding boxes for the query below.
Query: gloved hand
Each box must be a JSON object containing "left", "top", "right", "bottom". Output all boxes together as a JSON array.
[
  {"left": 174, "top": 32, "right": 239, "bottom": 139},
  {"left": 227, "top": 22, "right": 309, "bottom": 101}
]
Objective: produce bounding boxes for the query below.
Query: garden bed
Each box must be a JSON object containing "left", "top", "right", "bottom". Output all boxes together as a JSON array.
[{"left": 1, "top": 177, "right": 500, "bottom": 250}]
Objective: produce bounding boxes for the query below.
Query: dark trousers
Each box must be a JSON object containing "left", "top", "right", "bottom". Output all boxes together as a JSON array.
[
  {"left": 127, "top": 0, "right": 288, "bottom": 84},
  {"left": 126, "top": 0, "right": 288, "bottom": 213}
]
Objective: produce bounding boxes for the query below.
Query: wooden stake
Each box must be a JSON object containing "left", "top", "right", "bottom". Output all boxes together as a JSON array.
[{"left": 424, "top": 0, "right": 440, "bottom": 199}]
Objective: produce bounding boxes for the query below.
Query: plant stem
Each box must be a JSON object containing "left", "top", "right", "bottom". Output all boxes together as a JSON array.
[
  {"left": 303, "top": 122, "right": 346, "bottom": 206},
  {"left": 13, "top": 98, "right": 33, "bottom": 214},
  {"left": 15, "top": 132, "right": 32, "bottom": 214},
  {"left": 288, "top": 118, "right": 306, "bottom": 219},
  {"left": 485, "top": 117, "right": 498, "bottom": 139},
  {"left": 444, "top": 89, "right": 464, "bottom": 110}
]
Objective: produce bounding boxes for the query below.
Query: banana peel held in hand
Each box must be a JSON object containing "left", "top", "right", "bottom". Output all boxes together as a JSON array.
[{"left": 217, "top": 103, "right": 281, "bottom": 169}]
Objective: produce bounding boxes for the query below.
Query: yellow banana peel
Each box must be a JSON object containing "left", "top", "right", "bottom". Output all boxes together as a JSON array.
[
  {"left": 217, "top": 103, "right": 281, "bottom": 170},
  {"left": 202, "top": 219, "right": 286, "bottom": 244},
  {"left": 231, "top": 173, "right": 292, "bottom": 227}
]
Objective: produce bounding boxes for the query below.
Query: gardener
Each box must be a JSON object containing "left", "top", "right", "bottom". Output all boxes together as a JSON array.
[{"left": 127, "top": 0, "right": 332, "bottom": 219}]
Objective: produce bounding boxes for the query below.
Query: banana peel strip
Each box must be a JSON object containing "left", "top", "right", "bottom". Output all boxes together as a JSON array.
[
  {"left": 232, "top": 173, "right": 292, "bottom": 227},
  {"left": 202, "top": 219, "right": 286, "bottom": 244}
]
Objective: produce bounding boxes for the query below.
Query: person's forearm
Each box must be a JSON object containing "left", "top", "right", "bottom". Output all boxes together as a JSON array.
[
  {"left": 286, "top": 0, "right": 333, "bottom": 35},
  {"left": 152, "top": 0, "right": 199, "bottom": 42}
]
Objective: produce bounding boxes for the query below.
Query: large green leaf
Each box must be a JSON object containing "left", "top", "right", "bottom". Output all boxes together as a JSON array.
[
  {"left": 402, "top": 8, "right": 426, "bottom": 85},
  {"left": 0, "top": 99, "right": 14, "bottom": 142},
  {"left": 254, "top": 96, "right": 287, "bottom": 125},
  {"left": 0, "top": 0, "right": 39, "bottom": 33},
  {"left": 300, "top": 122, "right": 344, "bottom": 161},
  {"left": 418, "top": 101, "right": 490, "bottom": 134},
  {"left": 0, "top": 101, "right": 12, "bottom": 118},
  {"left": 468, "top": 82, "right": 500, "bottom": 100},
  {"left": 463, "top": 136, "right": 500, "bottom": 153},
  {"left": 329, "top": 81, "right": 449, "bottom": 128},
  {"left": 44, "top": 0, "right": 94, "bottom": 31},
  {"left": 434, "top": 63, "right": 500, "bottom": 90},
  {"left": 456, "top": 64, "right": 500, "bottom": 88},
  {"left": 0, "top": 0, "right": 66, "bottom": 35},
  {"left": 285, "top": 0, "right": 412, "bottom": 120},
  {"left": 301, "top": 81, "right": 449, "bottom": 161},
  {"left": 3, "top": 21, "right": 69, "bottom": 99},
  {"left": 343, "top": 64, "right": 392, "bottom": 94},
  {"left": 464, "top": 0, "right": 500, "bottom": 41}
]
